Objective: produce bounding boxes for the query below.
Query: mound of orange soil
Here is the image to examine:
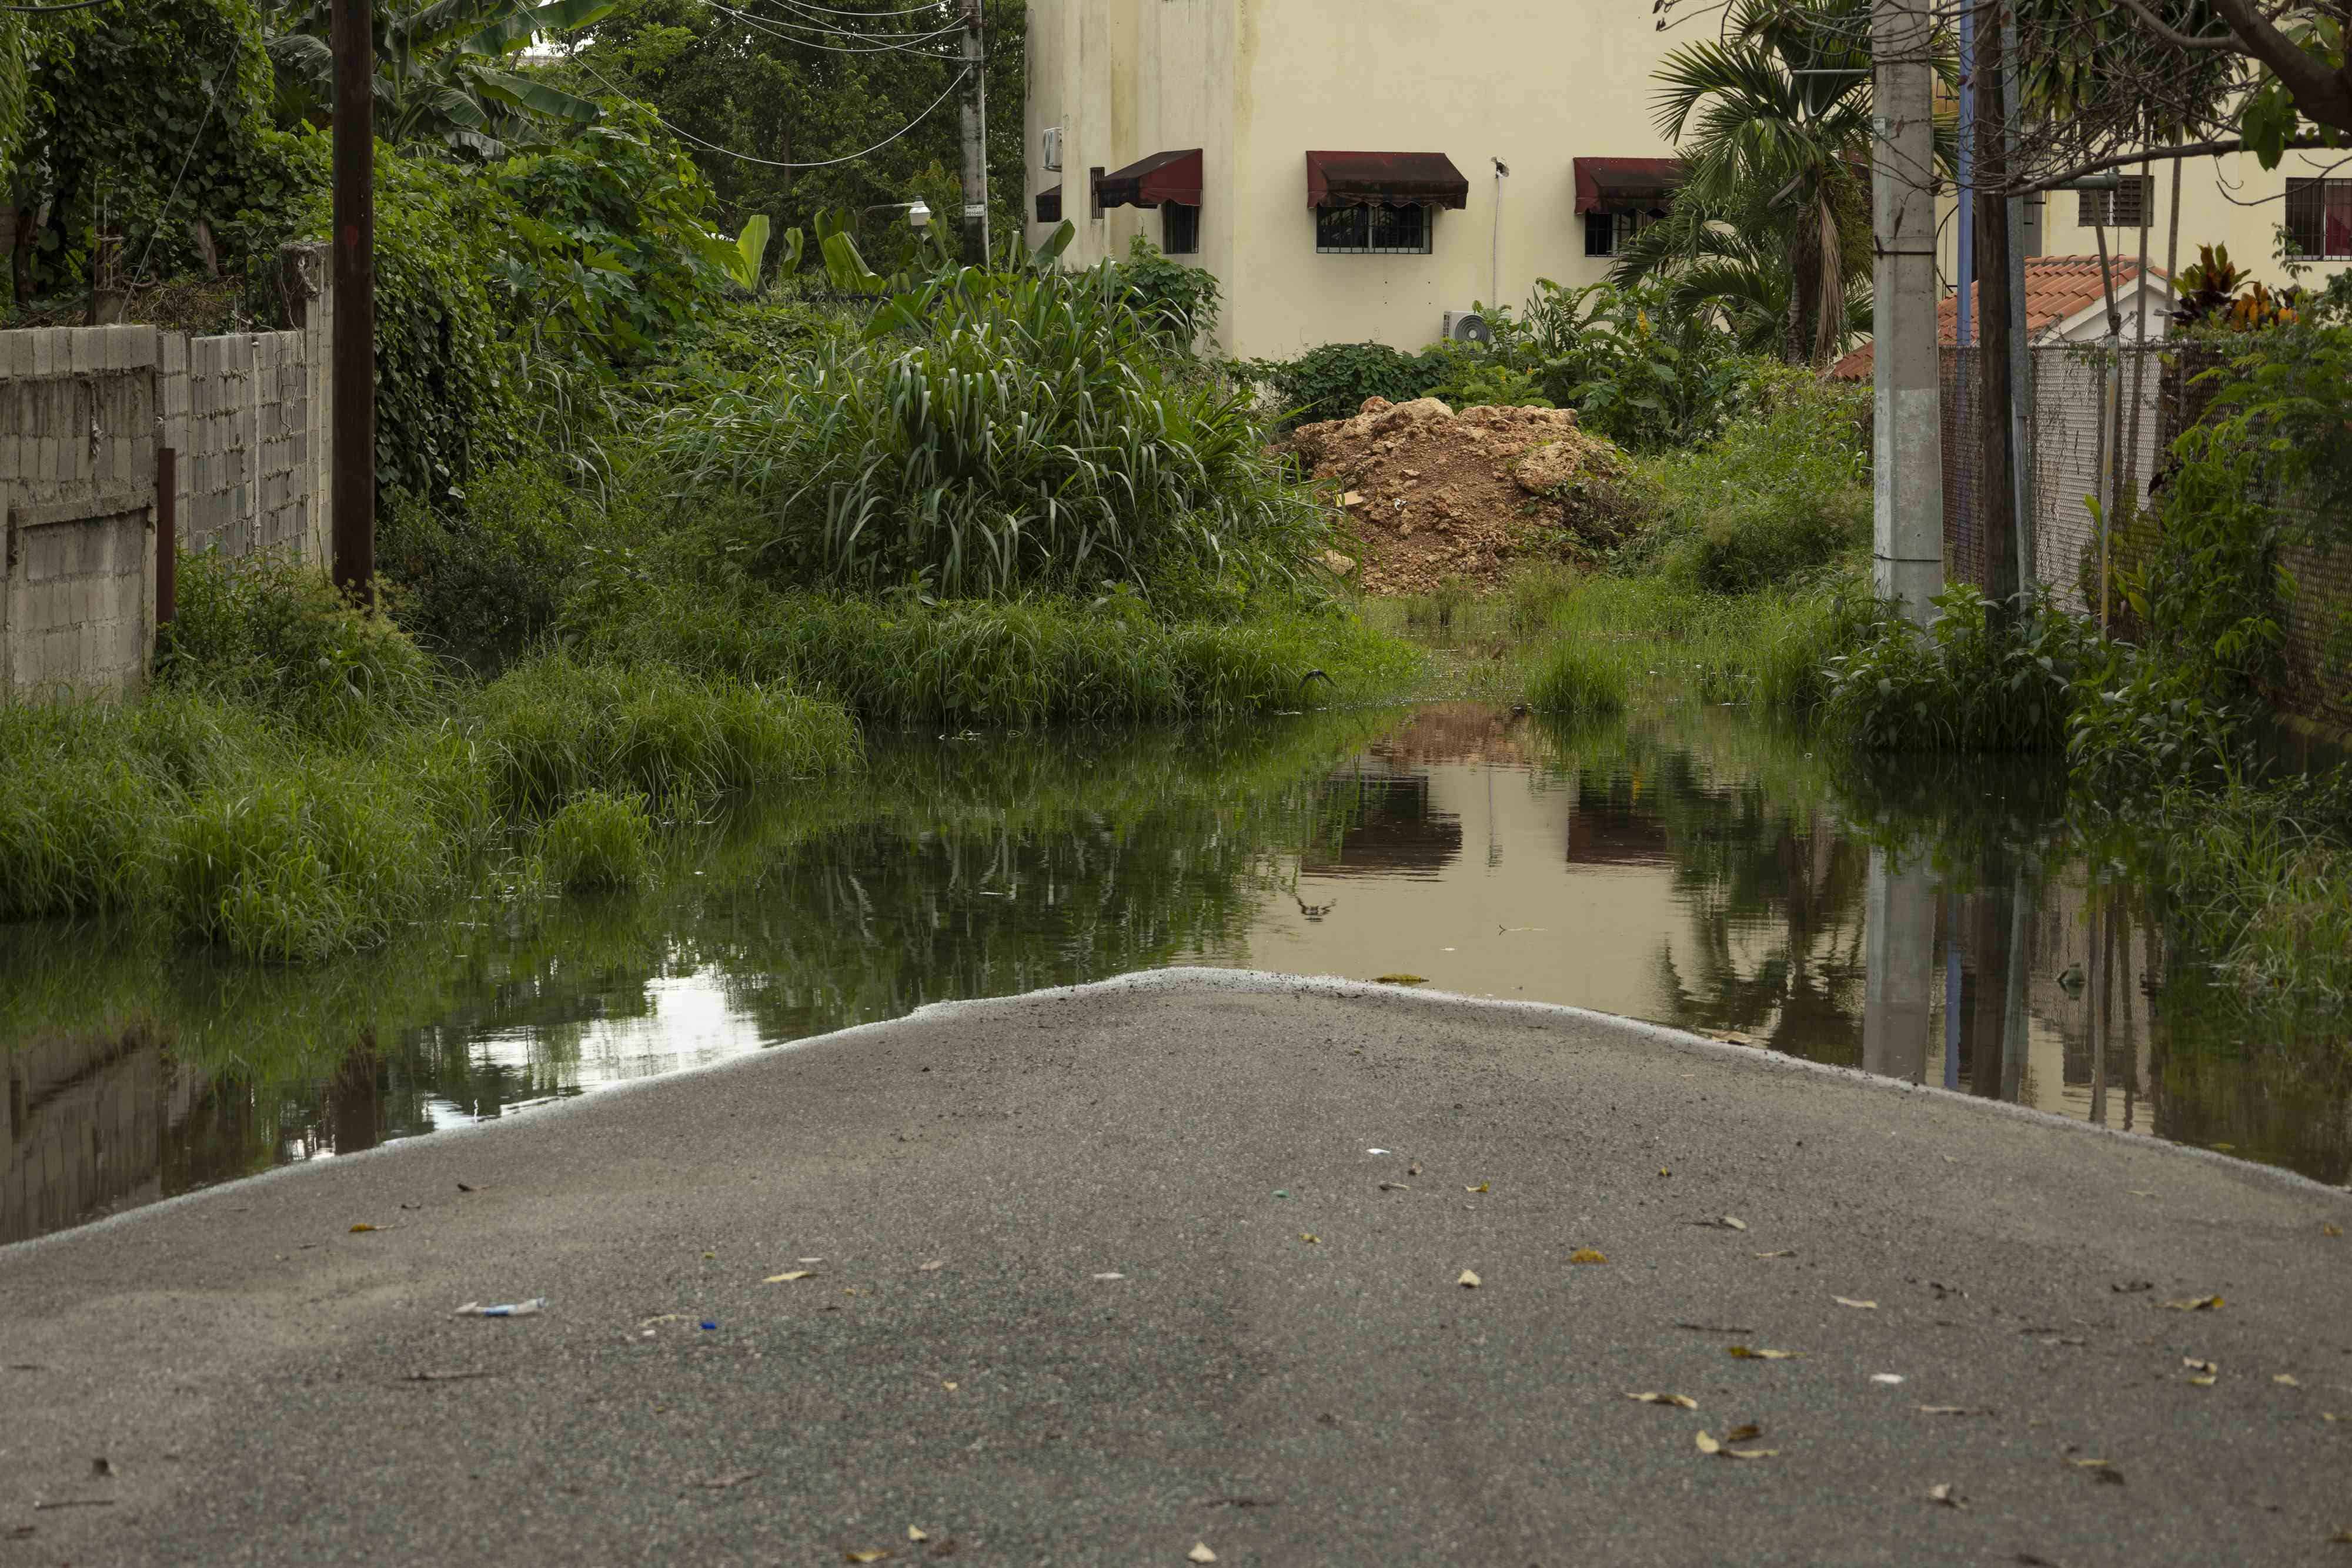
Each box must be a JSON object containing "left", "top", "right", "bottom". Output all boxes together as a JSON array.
[{"left": 1287, "top": 396, "right": 1639, "bottom": 596}]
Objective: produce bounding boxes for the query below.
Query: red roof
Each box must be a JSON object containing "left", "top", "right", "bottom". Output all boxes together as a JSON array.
[
  {"left": 1829, "top": 255, "right": 2171, "bottom": 381},
  {"left": 1094, "top": 149, "right": 1202, "bottom": 209}
]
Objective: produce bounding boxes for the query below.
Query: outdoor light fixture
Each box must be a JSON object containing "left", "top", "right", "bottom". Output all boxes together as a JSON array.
[{"left": 906, "top": 200, "right": 932, "bottom": 228}]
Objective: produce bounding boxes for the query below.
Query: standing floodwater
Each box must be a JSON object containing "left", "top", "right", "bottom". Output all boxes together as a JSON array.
[{"left": 5, "top": 701, "right": 2342, "bottom": 1243}]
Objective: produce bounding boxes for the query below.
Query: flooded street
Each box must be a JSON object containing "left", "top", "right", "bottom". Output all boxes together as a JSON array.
[{"left": 6, "top": 700, "right": 2345, "bottom": 1243}]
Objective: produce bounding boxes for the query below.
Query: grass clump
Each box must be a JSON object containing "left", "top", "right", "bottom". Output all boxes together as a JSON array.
[
  {"left": 649, "top": 265, "right": 1329, "bottom": 610},
  {"left": 1526, "top": 638, "right": 1632, "bottom": 718},
  {"left": 156, "top": 549, "right": 438, "bottom": 739},
  {"left": 468, "top": 653, "right": 860, "bottom": 814},
  {"left": 533, "top": 789, "right": 656, "bottom": 891}
]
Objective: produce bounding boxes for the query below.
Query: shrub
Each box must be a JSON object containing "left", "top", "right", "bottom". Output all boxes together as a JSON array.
[
  {"left": 468, "top": 653, "right": 861, "bottom": 815},
  {"left": 1424, "top": 347, "right": 1553, "bottom": 412},
  {"left": 533, "top": 789, "right": 655, "bottom": 891},
  {"left": 1641, "top": 370, "right": 1871, "bottom": 591},
  {"left": 156, "top": 549, "right": 439, "bottom": 739},
  {"left": 1526, "top": 639, "right": 1631, "bottom": 718},
  {"left": 377, "top": 459, "right": 582, "bottom": 670},
  {"left": 1818, "top": 586, "right": 2093, "bottom": 752},
  {"left": 1239, "top": 340, "right": 1445, "bottom": 429},
  {"left": 650, "top": 265, "right": 1331, "bottom": 603},
  {"left": 1109, "top": 234, "right": 1222, "bottom": 347}
]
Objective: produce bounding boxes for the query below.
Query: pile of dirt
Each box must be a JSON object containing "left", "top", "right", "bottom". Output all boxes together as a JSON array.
[{"left": 1285, "top": 396, "right": 1641, "bottom": 596}]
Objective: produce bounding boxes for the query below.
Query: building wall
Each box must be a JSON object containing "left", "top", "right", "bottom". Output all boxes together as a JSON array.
[
  {"left": 1025, "top": 0, "right": 1686, "bottom": 359},
  {"left": 1938, "top": 150, "right": 2352, "bottom": 292},
  {"left": 0, "top": 243, "right": 335, "bottom": 700}
]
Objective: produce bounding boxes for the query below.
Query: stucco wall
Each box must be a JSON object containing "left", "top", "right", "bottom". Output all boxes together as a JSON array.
[{"left": 1027, "top": 0, "right": 1687, "bottom": 359}]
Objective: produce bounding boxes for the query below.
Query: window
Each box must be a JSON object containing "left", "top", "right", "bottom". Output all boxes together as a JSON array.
[
  {"left": 2285, "top": 176, "right": 2352, "bottom": 260},
  {"left": 2076, "top": 176, "right": 2151, "bottom": 229},
  {"left": 1315, "top": 201, "right": 1432, "bottom": 255},
  {"left": 1582, "top": 209, "right": 1648, "bottom": 258},
  {"left": 1162, "top": 202, "right": 1199, "bottom": 255}
]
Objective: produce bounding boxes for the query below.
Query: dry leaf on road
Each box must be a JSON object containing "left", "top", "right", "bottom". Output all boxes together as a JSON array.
[
  {"left": 1724, "top": 1424, "right": 1762, "bottom": 1442},
  {"left": 2184, "top": 1358, "right": 2219, "bottom": 1373},
  {"left": 349, "top": 1223, "right": 379, "bottom": 1234},
  {"left": 2323, "top": 1223, "right": 2342, "bottom": 1238},
  {"left": 1835, "top": 1297, "right": 1879, "bottom": 1310},
  {"left": 907, "top": 1526, "right": 928, "bottom": 1542},
  {"left": 1754, "top": 1249, "right": 1798, "bottom": 1259},
  {"left": 1916, "top": 1405, "right": 1973, "bottom": 1415},
  {"left": 1625, "top": 1392, "right": 1698, "bottom": 1409},
  {"left": 1569, "top": 1249, "right": 1608, "bottom": 1265},
  {"left": 1456, "top": 1269, "right": 1482, "bottom": 1289},
  {"left": 1727, "top": 1346, "right": 1798, "bottom": 1360},
  {"left": 1464, "top": 1183, "right": 1491, "bottom": 1193},
  {"left": 2162, "top": 1295, "right": 2224, "bottom": 1312},
  {"left": 764, "top": 1270, "right": 817, "bottom": 1283},
  {"left": 1299, "top": 1233, "right": 1321, "bottom": 1245},
  {"left": 1928, "top": 1483, "right": 1964, "bottom": 1509},
  {"left": 2277, "top": 1373, "right": 2304, "bottom": 1387},
  {"left": 918, "top": 1261, "right": 944, "bottom": 1272},
  {"left": 1695, "top": 1430, "right": 1721, "bottom": 1455},
  {"left": 844, "top": 1553, "right": 890, "bottom": 1564},
  {"left": 1188, "top": 1544, "right": 1218, "bottom": 1563}
]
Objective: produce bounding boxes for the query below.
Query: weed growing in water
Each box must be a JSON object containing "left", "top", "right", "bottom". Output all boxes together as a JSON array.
[
  {"left": 1526, "top": 640, "right": 1632, "bottom": 718},
  {"left": 533, "top": 789, "right": 656, "bottom": 891}
]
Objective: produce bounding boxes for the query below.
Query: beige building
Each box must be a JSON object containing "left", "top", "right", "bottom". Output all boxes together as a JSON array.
[
  {"left": 1021, "top": 0, "right": 1692, "bottom": 359},
  {"left": 1939, "top": 151, "right": 2352, "bottom": 300}
]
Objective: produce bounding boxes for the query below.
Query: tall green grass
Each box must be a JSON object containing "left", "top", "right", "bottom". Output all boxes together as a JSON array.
[
  {"left": 0, "top": 558, "right": 862, "bottom": 961},
  {"left": 578, "top": 585, "right": 1419, "bottom": 728},
  {"left": 1525, "top": 640, "right": 1631, "bottom": 718},
  {"left": 533, "top": 789, "right": 656, "bottom": 891},
  {"left": 467, "top": 654, "right": 860, "bottom": 813},
  {"left": 644, "top": 265, "right": 1332, "bottom": 609}
]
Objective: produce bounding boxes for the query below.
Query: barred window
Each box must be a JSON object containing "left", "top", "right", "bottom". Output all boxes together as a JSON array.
[
  {"left": 2284, "top": 177, "right": 2352, "bottom": 260},
  {"left": 1315, "top": 202, "right": 1432, "bottom": 255},
  {"left": 1583, "top": 210, "right": 1647, "bottom": 258},
  {"left": 1162, "top": 202, "right": 1199, "bottom": 256},
  {"left": 2076, "top": 176, "right": 2151, "bottom": 229}
]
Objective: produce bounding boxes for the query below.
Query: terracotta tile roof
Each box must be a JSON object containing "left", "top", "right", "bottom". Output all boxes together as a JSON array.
[{"left": 1829, "top": 255, "right": 2170, "bottom": 380}]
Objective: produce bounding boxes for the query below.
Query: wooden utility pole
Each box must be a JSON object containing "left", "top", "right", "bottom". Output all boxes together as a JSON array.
[
  {"left": 957, "top": 0, "right": 990, "bottom": 266},
  {"left": 331, "top": 0, "right": 376, "bottom": 600},
  {"left": 1976, "top": 0, "right": 2020, "bottom": 609}
]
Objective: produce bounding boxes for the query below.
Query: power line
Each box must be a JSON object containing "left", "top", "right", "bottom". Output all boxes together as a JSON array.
[
  {"left": 0, "top": 0, "right": 119, "bottom": 13},
  {"left": 707, "top": 0, "right": 960, "bottom": 54},
  {"left": 764, "top": 0, "right": 951, "bottom": 16},
  {"left": 576, "top": 56, "right": 971, "bottom": 168}
]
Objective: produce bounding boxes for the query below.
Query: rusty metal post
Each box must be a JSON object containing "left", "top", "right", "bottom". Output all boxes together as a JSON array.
[
  {"left": 331, "top": 0, "right": 375, "bottom": 600},
  {"left": 156, "top": 447, "right": 177, "bottom": 627}
]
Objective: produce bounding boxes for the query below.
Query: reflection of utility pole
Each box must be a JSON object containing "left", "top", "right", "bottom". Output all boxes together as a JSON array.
[
  {"left": 2000, "top": 865, "right": 2032, "bottom": 1103},
  {"left": 1863, "top": 848, "right": 1935, "bottom": 1084},
  {"left": 330, "top": 0, "right": 375, "bottom": 599},
  {"left": 1869, "top": 0, "right": 1942, "bottom": 623},
  {"left": 957, "top": 0, "right": 990, "bottom": 266},
  {"left": 1976, "top": 0, "right": 2019, "bottom": 608}
]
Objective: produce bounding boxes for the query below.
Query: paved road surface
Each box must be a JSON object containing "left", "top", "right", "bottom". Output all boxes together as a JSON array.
[{"left": 4, "top": 972, "right": 2347, "bottom": 1566}]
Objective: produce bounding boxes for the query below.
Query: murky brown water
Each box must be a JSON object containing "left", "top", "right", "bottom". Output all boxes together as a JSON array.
[{"left": 6, "top": 701, "right": 2343, "bottom": 1245}]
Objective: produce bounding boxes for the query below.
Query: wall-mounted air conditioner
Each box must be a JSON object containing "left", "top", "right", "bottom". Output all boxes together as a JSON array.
[
  {"left": 1443, "top": 310, "right": 1494, "bottom": 345},
  {"left": 1041, "top": 127, "right": 1064, "bottom": 172}
]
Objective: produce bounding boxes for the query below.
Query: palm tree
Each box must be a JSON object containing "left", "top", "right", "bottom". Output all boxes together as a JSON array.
[
  {"left": 1609, "top": 182, "right": 1872, "bottom": 357},
  {"left": 1651, "top": 0, "right": 1874, "bottom": 366}
]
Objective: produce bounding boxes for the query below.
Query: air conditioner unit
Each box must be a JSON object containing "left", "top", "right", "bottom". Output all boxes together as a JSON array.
[
  {"left": 1443, "top": 309, "right": 1494, "bottom": 346},
  {"left": 1041, "top": 126, "right": 1064, "bottom": 172}
]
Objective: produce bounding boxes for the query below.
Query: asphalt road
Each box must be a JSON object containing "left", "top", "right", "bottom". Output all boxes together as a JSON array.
[{"left": 3, "top": 971, "right": 2348, "bottom": 1567}]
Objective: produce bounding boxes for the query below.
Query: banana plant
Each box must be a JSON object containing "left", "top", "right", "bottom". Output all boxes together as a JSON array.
[{"left": 262, "top": 0, "right": 612, "bottom": 158}]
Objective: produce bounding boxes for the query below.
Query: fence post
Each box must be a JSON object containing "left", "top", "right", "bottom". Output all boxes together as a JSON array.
[{"left": 156, "top": 447, "right": 177, "bottom": 627}]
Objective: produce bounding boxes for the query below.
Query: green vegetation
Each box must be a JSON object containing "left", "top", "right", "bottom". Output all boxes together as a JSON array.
[
  {"left": 533, "top": 789, "right": 656, "bottom": 891},
  {"left": 0, "top": 553, "right": 860, "bottom": 961},
  {"left": 1525, "top": 640, "right": 1631, "bottom": 719}
]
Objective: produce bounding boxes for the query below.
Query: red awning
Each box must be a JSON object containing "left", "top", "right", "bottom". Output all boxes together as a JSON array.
[
  {"left": 1093, "top": 149, "right": 1202, "bottom": 209},
  {"left": 1305, "top": 151, "right": 1469, "bottom": 210},
  {"left": 1574, "top": 157, "right": 1683, "bottom": 215},
  {"left": 1035, "top": 185, "right": 1062, "bottom": 223}
]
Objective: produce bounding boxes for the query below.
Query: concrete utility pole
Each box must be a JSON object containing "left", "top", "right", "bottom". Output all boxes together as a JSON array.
[
  {"left": 2002, "top": 7, "right": 2034, "bottom": 590},
  {"left": 957, "top": 0, "right": 990, "bottom": 266},
  {"left": 1869, "top": 0, "right": 1943, "bottom": 624},
  {"left": 330, "top": 0, "right": 375, "bottom": 600}
]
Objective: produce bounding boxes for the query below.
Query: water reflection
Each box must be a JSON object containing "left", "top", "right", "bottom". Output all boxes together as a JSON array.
[{"left": 5, "top": 701, "right": 2345, "bottom": 1243}]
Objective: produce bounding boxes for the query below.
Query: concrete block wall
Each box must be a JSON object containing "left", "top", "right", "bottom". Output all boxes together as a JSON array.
[{"left": 1, "top": 243, "right": 335, "bottom": 699}]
